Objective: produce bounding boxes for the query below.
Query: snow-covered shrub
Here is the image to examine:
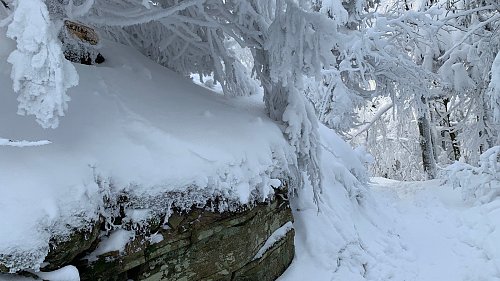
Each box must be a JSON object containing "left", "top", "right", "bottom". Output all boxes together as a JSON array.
[
  {"left": 5, "top": 0, "right": 78, "bottom": 128},
  {"left": 443, "top": 146, "right": 500, "bottom": 204}
]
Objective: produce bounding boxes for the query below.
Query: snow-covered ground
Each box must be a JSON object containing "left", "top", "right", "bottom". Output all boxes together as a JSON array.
[
  {"left": 372, "top": 178, "right": 500, "bottom": 281},
  {"left": 281, "top": 177, "right": 500, "bottom": 281}
]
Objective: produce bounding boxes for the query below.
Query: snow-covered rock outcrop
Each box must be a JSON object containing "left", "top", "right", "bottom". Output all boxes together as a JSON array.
[{"left": 0, "top": 28, "right": 294, "bottom": 275}]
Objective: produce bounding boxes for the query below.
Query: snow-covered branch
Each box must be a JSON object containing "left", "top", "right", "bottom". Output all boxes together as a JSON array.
[
  {"left": 438, "top": 13, "right": 500, "bottom": 60},
  {"left": 0, "top": 138, "right": 51, "bottom": 147},
  {"left": 87, "top": 0, "right": 204, "bottom": 27},
  {"left": 350, "top": 101, "right": 393, "bottom": 139}
]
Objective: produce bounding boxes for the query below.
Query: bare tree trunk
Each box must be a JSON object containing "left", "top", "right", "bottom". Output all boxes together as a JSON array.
[
  {"left": 255, "top": 49, "right": 288, "bottom": 122},
  {"left": 418, "top": 96, "right": 437, "bottom": 179},
  {"left": 443, "top": 98, "right": 461, "bottom": 160},
  {"left": 428, "top": 102, "right": 440, "bottom": 162}
]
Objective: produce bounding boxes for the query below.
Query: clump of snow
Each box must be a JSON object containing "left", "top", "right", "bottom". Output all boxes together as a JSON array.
[
  {"left": 253, "top": 221, "right": 293, "bottom": 260},
  {"left": 86, "top": 230, "right": 135, "bottom": 262},
  {"left": 269, "top": 179, "right": 282, "bottom": 188},
  {"left": 124, "top": 208, "right": 153, "bottom": 226},
  {"left": 147, "top": 233, "right": 164, "bottom": 245},
  {"left": 0, "top": 32, "right": 293, "bottom": 272},
  {"left": 0, "top": 138, "right": 51, "bottom": 147},
  {"left": 34, "top": 265, "right": 80, "bottom": 281}
]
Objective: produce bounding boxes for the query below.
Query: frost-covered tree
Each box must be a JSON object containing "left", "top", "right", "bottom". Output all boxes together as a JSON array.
[
  {"left": 350, "top": 0, "right": 499, "bottom": 179},
  {"left": 427, "top": 0, "right": 499, "bottom": 164},
  {"left": 2, "top": 0, "right": 79, "bottom": 128}
]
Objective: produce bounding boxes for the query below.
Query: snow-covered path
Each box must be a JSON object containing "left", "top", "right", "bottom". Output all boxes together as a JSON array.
[
  {"left": 370, "top": 178, "right": 500, "bottom": 281},
  {"left": 281, "top": 176, "right": 500, "bottom": 281}
]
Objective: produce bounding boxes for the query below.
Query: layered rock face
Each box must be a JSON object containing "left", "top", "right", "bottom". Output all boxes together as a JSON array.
[
  {"left": 13, "top": 185, "right": 295, "bottom": 281},
  {"left": 76, "top": 190, "right": 294, "bottom": 281}
]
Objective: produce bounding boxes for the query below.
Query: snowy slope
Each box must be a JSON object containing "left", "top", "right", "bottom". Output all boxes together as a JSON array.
[
  {"left": 280, "top": 172, "right": 500, "bottom": 281},
  {"left": 0, "top": 28, "right": 293, "bottom": 272},
  {"left": 279, "top": 127, "right": 416, "bottom": 281}
]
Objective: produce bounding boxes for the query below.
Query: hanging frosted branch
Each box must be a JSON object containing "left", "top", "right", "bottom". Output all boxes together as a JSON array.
[
  {"left": 6, "top": 0, "right": 79, "bottom": 129},
  {"left": 87, "top": 0, "right": 204, "bottom": 27}
]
